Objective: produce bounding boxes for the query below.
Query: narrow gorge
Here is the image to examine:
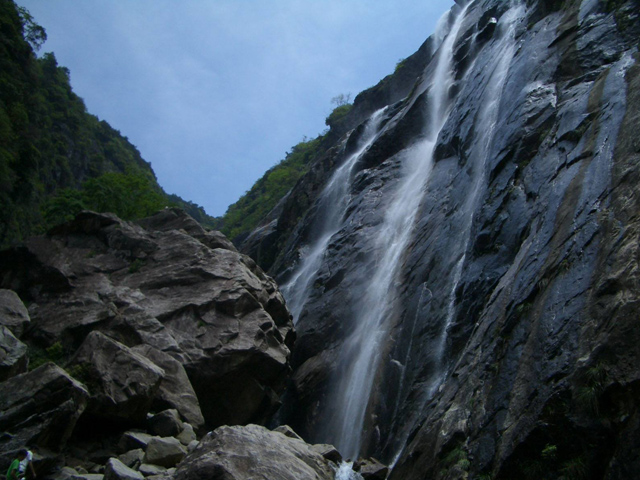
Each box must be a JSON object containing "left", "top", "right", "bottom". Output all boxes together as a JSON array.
[{"left": 1, "top": 0, "right": 640, "bottom": 478}]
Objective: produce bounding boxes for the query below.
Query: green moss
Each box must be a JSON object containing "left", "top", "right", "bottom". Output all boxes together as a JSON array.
[
  {"left": 128, "top": 258, "right": 145, "bottom": 274},
  {"left": 28, "top": 341, "right": 65, "bottom": 370}
]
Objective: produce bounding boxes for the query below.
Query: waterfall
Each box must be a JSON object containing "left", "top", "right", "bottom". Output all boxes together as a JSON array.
[
  {"left": 432, "top": 2, "right": 525, "bottom": 389},
  {"left": 321, "top": 4, "right": 472, "bottom": 460},
  {"left": 281, "top": 107, "right": 387, "bottom": 323},
  {"left": 386, "top": 2, "right": 526, "bottom": 467}
]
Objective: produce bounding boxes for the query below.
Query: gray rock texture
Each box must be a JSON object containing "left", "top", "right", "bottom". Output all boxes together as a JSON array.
[
  {"left": 0, "top": 363, "right": 89, "bottom": 463},
  {"left": 69, "top": 331, "right": 165, "bottom": 426},
  {"left": 172, "top": 424, "right": 338, "bottom": 480},
  {"left": 0, "top": 208, "right": 293, "bottom": 431},
  {"left": 143, "top": 436, "right": 187, "bottom": 468},
  {"left": 103, "top": 458, "right": 144, "bottom": 480}
]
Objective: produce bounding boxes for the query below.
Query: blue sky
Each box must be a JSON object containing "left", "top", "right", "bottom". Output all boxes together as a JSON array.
[{"left": 16, "top": 0, "right": 454, "bottom": 217}]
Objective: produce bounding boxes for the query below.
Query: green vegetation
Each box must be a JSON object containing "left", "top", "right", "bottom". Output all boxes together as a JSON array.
[
  {"left": 220, "top": 135, "right": 326, "bottom": 241},
  {"left": 576, "top": 362, "right": 608, "bottom": 415},
  {"left": 28, "top": 341, "right": 65, "bottom": 370},
  {"left": 0, "top": 1, "right": 214, "bottom": 248}
]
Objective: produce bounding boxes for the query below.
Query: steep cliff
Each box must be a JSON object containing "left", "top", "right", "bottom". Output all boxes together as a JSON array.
[{"left": 241, "top": 0, "right": 640, "bottom": 478}]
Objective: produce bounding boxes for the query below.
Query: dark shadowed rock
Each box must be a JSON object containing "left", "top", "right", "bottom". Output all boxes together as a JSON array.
[
  {"left": 355, "top": 458, "right": 389, "bottom": 480},
  {"left": 146, "top": 409, "right": 183, "bottom": 438},
  {"left": 173, "top": 424, "right": 337, "bottom": 480},
  {"left": 0, "top": 363, "right": 89, "bottom": 464}
]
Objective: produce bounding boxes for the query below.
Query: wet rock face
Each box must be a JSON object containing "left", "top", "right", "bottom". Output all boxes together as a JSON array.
[
  {"left": 0, "top": 208, "right": 293, "bottom": 433},
  {"left": 241, "top": 0, "right": 640, "bottom": 478}
]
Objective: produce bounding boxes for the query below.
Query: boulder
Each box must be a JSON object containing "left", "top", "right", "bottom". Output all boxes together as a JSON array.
[
  {"left": 117, "top": 449, "right": 144, "bottom": 470},
  {"left": 143, "top": 437, "right": 187, "bottom": 468},
  {"left": 0, "top": 289, "right": 30, "bottom": 337},
  {"left": 103, "top": 458, "right": 144, "bottom": 480},
  {"left": 310, "top": 444, "right": 343, "bottom": 464},
  {"left": 173, "top": 424, "right": 336, "bottom": 480},
  {"left": 176, "top": 423, "right": 197, "bottom": 446},
  {"left": 273, "top": 424, "right": 303, "bottom": 440},
  {"left": 118, "top": 432, "right": 153, "bottom": 452},
  {"left": 0, "top": 363, "right": 89, "bottom": 465},
  {"left": 68, "top": 331, "right": 164, "bottom": 426},
  {"left": 146, "top": 409, "right": 183, "bottom": 438},
  {"left": 355, "top": 458, "right": 389, "bottom": 480},
  {"left": 138, "top": 464, "right": 167, "bottom": 476},
  {"left": 0, "top": 325, "right": 28, "bottom": 381},
  {"left": 132, "top": 345, "right": 204, "bottom": 430}
]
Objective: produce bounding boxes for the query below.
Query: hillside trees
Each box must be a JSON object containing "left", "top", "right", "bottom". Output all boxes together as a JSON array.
[{"left": 0, "top": 0, "right": 214, "bottom": 248}]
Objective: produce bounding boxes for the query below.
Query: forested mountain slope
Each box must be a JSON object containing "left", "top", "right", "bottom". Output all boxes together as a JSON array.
[{"left": 0, "top": 0, "right": 214, "bottom": 248}]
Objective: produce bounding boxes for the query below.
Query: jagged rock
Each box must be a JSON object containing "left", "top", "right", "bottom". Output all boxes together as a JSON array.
[
  {"left": 0, "top": 289, "right": 30, "bottom": 337},
  {"left": 136, "top": 207, "right": 237, "bottom": 252},
  {"left": 0, "top": 325, "right": 28, "bottom": 381},
  {"left": 310, "top": 444, "right": 342, "bottom": 464},
  {"left": 119, "top": 432, "right": 153, "bottom": 452},
  {"left": 146, "top": 409, "right": 183, "bottom": 438},
  {"left": 143, "top": 437, "right": 187, "bottom": 468},
  {"left": 173, "top": 424, "right": 336, "bottom": 480},
  {"left": 132, "top": 345, "right": 204, "bottom": 430},
  {"left": 103, "top": 458, "right": 144, "bottom": 480},
  {"left": 117, "top": 449, "right": 144, "bottom": 470},
  {"left": 138, "top": 464, "right": 167, "bottom": 476},
  {"left": 273, "top": 424, "right": 303, "bottom": 440},
  {"left": 0, "top": 363, "right": 88, "bottom": 465},
  {"left": 72, "top": 475, "right": 104, "bottom": 480},
  {"left": 68, "top": 331, "right": 164, "bottom": 426},
  {"left": 0, "top": 209, "right": 294, "bottom": 429},
  {"left": 355, "top": 458, "right": 389, "bottom": 480},
  {"left": 176, "top": 423, "right": 197, "bottom": 446}
]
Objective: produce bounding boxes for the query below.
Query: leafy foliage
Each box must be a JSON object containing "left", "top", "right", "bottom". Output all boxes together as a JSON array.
[
  {"left": 220, "top": 135, "right": 325, "bottom": 241},
  {"left": 42, "top": 170, "right": 167, "bottom": 228},
  {"left": 0, "top": 1, "right": 215, "bottom": 247}
]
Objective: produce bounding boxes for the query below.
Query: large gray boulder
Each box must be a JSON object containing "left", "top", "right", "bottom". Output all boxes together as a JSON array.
[
  {"left": 173, "top": 424, "right": 338, "bottom": 480},
  {"left": 143, "top": 436, "right": 187, "bottom": 468},
  {"left": 0, "top": 363, "right": 89, "bottom": 464},
  {"left": 0, "top": 209, "right": 294, "bottom": 429},
  {"left": 132, "top": 345, "right": 204, "bottom": 430},
  {"left": 0, "top": 289, "right": 30, "bottom": 337},
  {"left": 103, "top": 458, "right": 144, "bottom": 480},
  {"left": 68, "top": 331, "right": 165, "bottom": 426}
]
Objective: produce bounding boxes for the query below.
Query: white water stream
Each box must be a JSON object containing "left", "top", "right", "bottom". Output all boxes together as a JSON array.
[
  {"left": 281, "top": 107, "right": 387, "bottom": 323},
  {"left": 322, "top": 4, "right": 472, "bottom": 459}
]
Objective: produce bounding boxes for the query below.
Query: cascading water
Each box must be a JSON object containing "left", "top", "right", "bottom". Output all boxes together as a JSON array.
[
  {"left": 386, "top": 2, "right": 527, "bottom": 467},
  {"left": 281, "top": 107, "right": 387, "bottom": 322},
  {"left": 431, "top": 1, "right": 526, "bottom": 394},
  {"left": 320, "top": 4, "right": 472, "bottom": 460}
]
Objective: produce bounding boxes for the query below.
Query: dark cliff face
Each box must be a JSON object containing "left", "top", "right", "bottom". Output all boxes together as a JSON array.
[{"left": 241, "top": 0, "right": 640, "bottom": 477}]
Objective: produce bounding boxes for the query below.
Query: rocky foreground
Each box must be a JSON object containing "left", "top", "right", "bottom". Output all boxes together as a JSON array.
[{"left": 0, "top": 209, "right": 389, "bottom": 479}]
